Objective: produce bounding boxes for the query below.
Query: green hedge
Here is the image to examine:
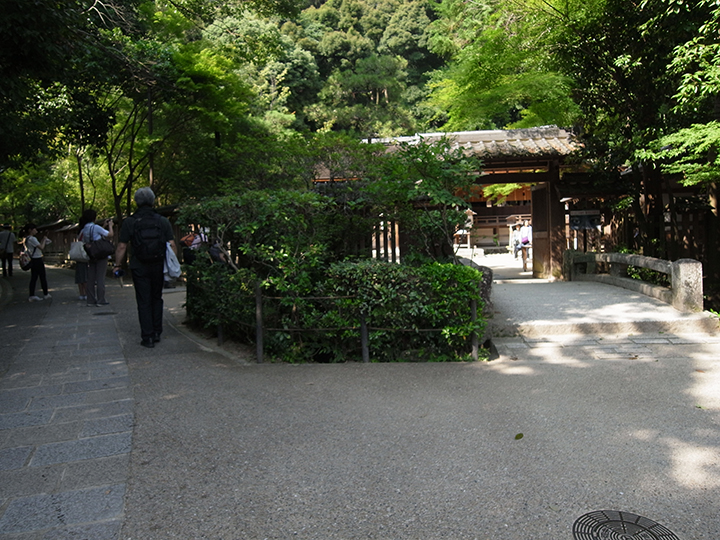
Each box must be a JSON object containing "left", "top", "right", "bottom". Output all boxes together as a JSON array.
[{"left": 185, "top": 257, "right": 485, "bottom": 362}]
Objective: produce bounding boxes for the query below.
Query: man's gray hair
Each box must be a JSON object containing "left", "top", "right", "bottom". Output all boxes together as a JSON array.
[{"left": 134, "top": 187, "right": 156, "bottom": 207}]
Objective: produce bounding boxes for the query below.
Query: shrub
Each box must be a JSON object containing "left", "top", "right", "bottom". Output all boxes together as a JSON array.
[
  {"left": 185, "top": 258, "right": 485, "bottom": 362},
  {"left": 180, "top": 136, "right": 485, "bottom": 361},
  {"left": 321, "top": 260, "right": 485, "bottom": 361},
  {"left": 184, "top": 254, "right": 257, "bottom": 341}
]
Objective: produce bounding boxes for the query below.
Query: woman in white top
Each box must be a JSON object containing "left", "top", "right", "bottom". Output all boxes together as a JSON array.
[
  {"left": 510, "top": 224, "right": 522, "bottom": 259},
  {"left": 519, "top": 220, "right": 532, "bottom": 245},
  {"left": 80, "top": 209, "right": 114, "bottom": 307},
  {"left": 519, "top": 220, "right": 533, "bottom": 272},
  {"left": 75, "top": 212, "right": 92, "bottom": 301},
  {"left": 23, "top": 223, "right": 51, "bottom": 302}
]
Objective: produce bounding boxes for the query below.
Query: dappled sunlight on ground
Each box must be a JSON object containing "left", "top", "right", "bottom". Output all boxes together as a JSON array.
[
  {"left": 686, "top": 353, "right": 720, "bottom": 411},
  {"left": 486, "top": 362, "right": 538, "bottom": 375},
  {"left": 667, "top": 439, "right": 720, "bottom": 489},
  {"left": 486, "top": 337, "right": 720, "bottom": 527}
]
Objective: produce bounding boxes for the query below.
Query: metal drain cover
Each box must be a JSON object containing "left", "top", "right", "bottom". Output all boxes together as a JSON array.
[{"left": 573, "top": 510, "right": 679, "bottom": 540}]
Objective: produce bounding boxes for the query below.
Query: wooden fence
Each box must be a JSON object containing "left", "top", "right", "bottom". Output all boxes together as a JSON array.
[{"left": 209, "top": 283, "right": 482, "bottom": 363}]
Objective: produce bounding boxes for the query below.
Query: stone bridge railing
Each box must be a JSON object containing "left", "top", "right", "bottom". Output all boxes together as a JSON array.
[{"left": 563, "top": 250, "right": 704, "bottom": 313}]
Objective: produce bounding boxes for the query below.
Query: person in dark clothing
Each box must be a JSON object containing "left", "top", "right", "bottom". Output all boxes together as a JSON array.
[
  {"left": 113, "top": 187, "right": 176, "bottom": 348},
  {"left": 23, "top": 223, "right": 51, "bottom": 301},
  {"left": 0, "top": 224, "right": 16, "bottom": 277}
]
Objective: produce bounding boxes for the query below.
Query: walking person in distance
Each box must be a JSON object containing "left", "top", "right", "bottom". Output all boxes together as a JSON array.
[
  {"left": 74, "top": 225, "right": 89, "bottom": 301},
  {"left": 80, "top": 209, "right": 114, "bottom": 306},
  {"left": 0, "top": 224, "right": 16, "bottom": 277},
  {"left": 113, "top": 187, "right": 176, "bottom": 348},
  {"left": 23, "top": 224, "right": 51, "bottom": 302},
  {"left": 510, "top": 223, "right": 522, "bottom": 259},
  {"left": 519, "top": 220, "right": 533, "bottom": 272}
]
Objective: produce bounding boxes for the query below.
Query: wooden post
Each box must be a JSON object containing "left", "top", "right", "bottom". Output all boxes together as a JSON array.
[
  {"left": 360, "top": 315, "right": 370, "bottom": 363},
  {"left": 471, "top": 299, "right": 478, "bottom": 362},
  {"left": 374, "top": 227, "right": 381, "bottom": 260},
  {"left": 255, "top": 281, "right": 263, "bottom": 363},
  {"left": 390, "top": 221, "right": 397, "bottom": 263},
  {"left": 216, "top": 273, "right": 223, "bottom": 345},
  {"left": 382, "top": 222, "right": 389, "bottom": 262}
]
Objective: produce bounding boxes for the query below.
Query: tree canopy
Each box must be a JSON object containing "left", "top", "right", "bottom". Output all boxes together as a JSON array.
[{"left": 1, "top": 0, "right": 719, "bottom": 247}]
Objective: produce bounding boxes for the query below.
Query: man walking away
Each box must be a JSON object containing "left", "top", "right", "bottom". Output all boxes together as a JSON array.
[{"left": 113, "top": 187, "right": 176, "bottom": 348}]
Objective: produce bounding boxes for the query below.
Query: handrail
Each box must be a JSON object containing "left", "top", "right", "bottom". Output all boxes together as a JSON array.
[{"left": 563, "top": 250, "right": 703, "bottom": 313}]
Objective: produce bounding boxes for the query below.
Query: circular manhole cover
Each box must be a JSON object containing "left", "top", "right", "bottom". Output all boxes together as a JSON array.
[{"left": 573, "top": 510, "right": 680, "bottom": 540}]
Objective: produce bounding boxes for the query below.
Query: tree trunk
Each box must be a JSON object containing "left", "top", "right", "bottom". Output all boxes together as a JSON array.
[
  {"left": 707, "top": 183, "right": 720, "bottom": 286},
  {"left": 642, "top": 163, "right": 666, "bottom": 258},
  {"left": 147, "top": 88, "right": 154, "bottom": 188},
  {"left": 75, "top": 147, "right": 85, "bottom": 213},
  {"left": 663, "top": 173, "right": 679, "bottom": 260}
]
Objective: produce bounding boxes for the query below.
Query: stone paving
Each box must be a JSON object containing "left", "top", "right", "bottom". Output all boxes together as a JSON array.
[
  {"left": 0, "top": 269, "right": 132, "bottom": 539},
  {"left": 1, "top": 260, "right": 719, "bottom": 539},
  {"left": 494, "top": 333, "right": 720, "bottom": 357}
]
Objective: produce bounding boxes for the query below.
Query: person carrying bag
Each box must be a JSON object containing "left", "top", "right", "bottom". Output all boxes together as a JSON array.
[
  {"left": 22, "top": 223, "right": 51, "bottom": 301},
  {"left": 84, "top": 234, "right": 115, "bottom": 260},
  {"left": 69, "top": 232, "right": 90, "bottom": 262},
  {"left": 80, "top": 209, "right": 114, "bottom": 307},
  {"left": 113, "top": 187, "right": 176, "bottom": 348}
]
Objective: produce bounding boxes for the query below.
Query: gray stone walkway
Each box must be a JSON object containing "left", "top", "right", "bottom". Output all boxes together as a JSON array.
[
  {"left": 493, "top": 332, "right": 720, "bottom": 360},
  {"left": 0, "top": 269, "right": 132, "bottom": 539},
  {"left": 1, "top": 261, "right": 719, "bottom": 539}
]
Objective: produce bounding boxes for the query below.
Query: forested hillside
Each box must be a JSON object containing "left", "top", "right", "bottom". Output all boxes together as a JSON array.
[{"left": 1, "top": 0, "right": 719, "bottom": 269}]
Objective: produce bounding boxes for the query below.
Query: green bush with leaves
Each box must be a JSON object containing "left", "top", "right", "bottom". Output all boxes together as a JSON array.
[
  {"left": 321, "top": 259, "right": 485, "bottom": 362},
  {"left": 179, "top": 136, "right": 485, "bottom": 362},
  {"left": 185, "top": 256, "right": 485, "bottom": 363},
  {"left": 184, "top": 256, "right": 257, "bottom": 341}
]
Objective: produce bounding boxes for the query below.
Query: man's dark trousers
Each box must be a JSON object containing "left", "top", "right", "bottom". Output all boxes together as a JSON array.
[
  {"left": 131, "top": 261, "right": 165, "bottom": 340},
  {"left": 2, "top": 253, "right": 12, "bottom": 277}
]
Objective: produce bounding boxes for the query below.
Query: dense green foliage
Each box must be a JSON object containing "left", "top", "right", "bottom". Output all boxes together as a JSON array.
[
  {"left": 3, "top": 1, "right": 720, "bottom": 215},
  {"left": 176, "top": 137, "right": 479, "bottom": 269},
  {"left": 426, "top": 0, "right": 580, "bottom": 130},
  {"left": 0, "top": 0, "right": 447, "bottom": 227},
  {"left": 177, "top": 136, "right": 483, "bottom": 362},
  {"left": 2, "top": 0, "right": 720, "bottom": 304},
  {"left": 185, "top": 255, "right": 484, "bottom": 363}
]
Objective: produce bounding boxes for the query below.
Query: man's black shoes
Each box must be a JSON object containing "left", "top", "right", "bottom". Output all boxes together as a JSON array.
[{"left": 140, "top": 334, "right": 161, "bottom": 347}]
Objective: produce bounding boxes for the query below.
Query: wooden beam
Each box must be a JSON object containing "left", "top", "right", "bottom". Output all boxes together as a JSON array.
[{"left": 477, "top": 171, "right": 554, "bottom": 184}]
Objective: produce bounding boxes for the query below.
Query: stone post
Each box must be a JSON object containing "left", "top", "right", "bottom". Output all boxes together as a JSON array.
[{"left": 671, "top": 259, "right": 703, "bottom": 312}]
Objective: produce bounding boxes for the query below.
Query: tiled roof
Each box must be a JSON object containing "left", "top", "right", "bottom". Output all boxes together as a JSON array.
[{"left": 379, "top": 125, "right": 580, "bottom": 160}]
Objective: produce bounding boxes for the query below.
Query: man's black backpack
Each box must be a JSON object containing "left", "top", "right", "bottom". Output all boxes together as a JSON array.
[{"left": 132, "top": 211, "right": 166, "bottom": 263}]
